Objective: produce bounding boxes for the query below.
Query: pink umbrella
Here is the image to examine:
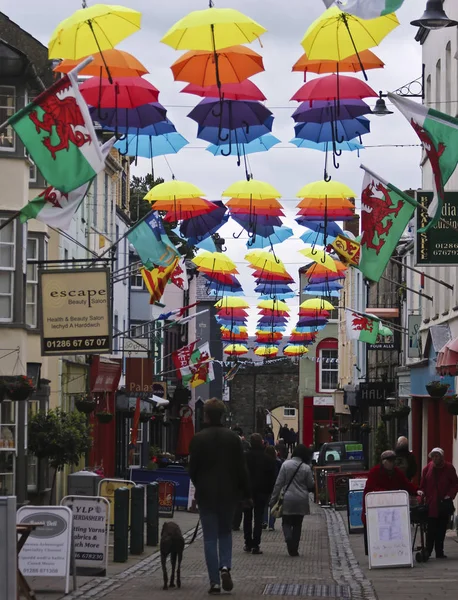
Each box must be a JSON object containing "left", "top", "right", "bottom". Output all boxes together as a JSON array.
[
  {"left": 291, "top": 74, "right": 377, "bottom": 102},
  {"left": 181, "top": 80, "right": 266, "bottom": 101},
  {"left": 80, "top": 76, "right": 160, "bottom": 108}
]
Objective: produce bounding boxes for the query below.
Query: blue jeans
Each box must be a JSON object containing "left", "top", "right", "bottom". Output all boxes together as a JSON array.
[{"left": 199, "top": 505, "right": 235, "bottom": 586}]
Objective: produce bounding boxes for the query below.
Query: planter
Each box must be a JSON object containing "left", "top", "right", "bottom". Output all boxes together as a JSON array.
[
  {"left": 4, "top": 376, "right": 35, "bottom": 401},
  {"left": 426, "top": 383, "right": 450, "bottom": 398},
  {"left": 96, "top": 412, "right": 113, "bottom": 424},
  {"left": 75, "top": 399, "right": 96, "bottom": 414}
]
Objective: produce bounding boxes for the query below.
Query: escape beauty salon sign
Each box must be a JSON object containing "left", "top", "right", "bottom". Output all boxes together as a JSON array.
[
  {"left": 40, "top": 269, "right": 111, "bottom": 356},
  {"left": 415, "top": 191, "right": 458, "bottom": 266}
]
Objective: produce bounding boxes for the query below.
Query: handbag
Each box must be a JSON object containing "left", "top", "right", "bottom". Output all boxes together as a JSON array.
[
  {"left": 434, "top": 468, "right": 455, "bottom": 518},
  {"left": 270, "top": 461, "right": 303, "bottom": 519}
]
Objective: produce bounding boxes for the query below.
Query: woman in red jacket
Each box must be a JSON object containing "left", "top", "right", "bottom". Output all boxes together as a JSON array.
[{"left": 420, "top": 447, "right": 458, "bottom": 559}]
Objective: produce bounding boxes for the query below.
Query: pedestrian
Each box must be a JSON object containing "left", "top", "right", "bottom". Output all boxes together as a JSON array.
[
  {"left": 279, "top": 423, "right": 289, "bottom": 442},
  {"left": 189, "top": 398, "right": 251, "bottom": 594},
  {"left": 288, "top": 428, "right": 297, "bottom": 454},
  {"left": 242, "top": 433, "right": 277, "bottom": 555},
  {"left": 270, "top": 444, "right": 314, "bottom": 557},
  {"left": 420, "top": 447, "right": 458, "bottom": 559},
  {"left": 264, "top": 445, "right": 283, "bottom": 531},
  {"left": 362, "top": 450, "right": 420, "bottom": 555},
  {"left": 276, "top": 439, "right": 288, "bottom": 461},
  {"left": 394, "top": 436, "right": 418, "bottom": 481}
]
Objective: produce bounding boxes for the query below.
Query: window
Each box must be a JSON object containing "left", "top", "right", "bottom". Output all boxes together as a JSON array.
[
  {"left": 319, "top": 349, "right": 338, "bottom": 392},
  {"left": 27, "top": 400, "right": 39, "bottom": 492},
  {"left": 0, "top": 218, "right": 15, "bottom": 321},
  {"left": 121, "top": 172, "right": 128, "bottom": 209},
  {"left": 283, "top": 407, "right": 296, "bottom": 418},
  {"left": 26, "top": 237, "right": 38, "bottom": 328},
  {"left": 445, "top": 42, "right": 452, "bottom": 115},
  {"left": 29, "top": 159, "right": 37, "bottom": 183},
  {"left": 104, "top": 173, "right": 109, "bottom": 233},
  {"left": 130, "top": 257, "right": 144, "bottom": 289},
  {"left": 92, "top": 176, "right": 98, "bottom": 228},
  {"left": 426, "top": 74, "right": 432, "bottom": 107},
  {"left": 327, "top": 296, "right": 339, "bottom": 321},
  {"left": 123, "top": 239, "right": 128, "bottom": 286},
  {"left": 0, "top": 401, "right": 16, "bottom": 495},
  {"left": 435, "top": 59, "right": 441, "bottom": 107},
  {"left": 0, "top": 86, "right": 15, "bottom": 150},
  {"left": 115, "top": 225, "right": 119, "bottom": 263},
  {"left": 129, "top": 419, "right": 149, "bottom": 467},
  {"left": 130, "top": 322, "right": 147, "bottom": 338}
]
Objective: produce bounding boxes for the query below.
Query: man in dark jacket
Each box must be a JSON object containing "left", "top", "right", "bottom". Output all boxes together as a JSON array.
[
  {"left": 243, "top": 433, "right": 277, "bottom": 554},
  {"left": 395, "top": 436, "right": 417, "bottom": 481},
  {"left": 189, "top": 398, "right": 250, "bottom": 594}
]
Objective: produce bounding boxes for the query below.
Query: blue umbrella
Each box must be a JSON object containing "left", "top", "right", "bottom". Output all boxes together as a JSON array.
[
  {"left": 101, "top": 119, "right": 176, "bottom": 136},
  {"left": 290, "top": 139, "right": 364, "bottom": 152},
  {"left": 231, "top": 213, "right": 282, "bottom": 237},
  {"left": 297, "top": 220, "right": 344, "bottom": 236},
  {"left": 294, "top": 117, "right": 370, "bottom": 143},
  {"left": 292, "top": 99, "right": 371, "bottom": 124},
  {"left": 247, "top": 226, "right": 293, "bottom": 249},
  {"left": 90, "top": 102, "right": 167, "bottom": 129},
  {"left": 114, "top": 133, "right": 188, "bottom": 158},
  {"left": 188, "top": 99, "right": 272, "bottom": 129},
  {"left": 206, "top": 134, "right": 281, "bottom": 156},
  {"left": 259, "top": 292, "right": 296, "bottom": 300},
  {"left": 180, "top": 201, "right": 228, "bottom": 241},
  {"left": 197, "top": 116, "right": 274, "bottom": 145}
]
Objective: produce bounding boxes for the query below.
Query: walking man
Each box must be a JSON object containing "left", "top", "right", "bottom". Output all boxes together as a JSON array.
[{"left": 189, "top": 398, "right": 251, "bottom": 594}]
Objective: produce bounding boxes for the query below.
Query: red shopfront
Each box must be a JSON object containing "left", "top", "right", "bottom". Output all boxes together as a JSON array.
[{"left": 89, "top": 356, "right": 122, "bottom": 478}]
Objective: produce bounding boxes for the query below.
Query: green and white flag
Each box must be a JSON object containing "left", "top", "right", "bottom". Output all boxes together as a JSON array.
[
  {"left": 7, "top": 59, "right": 106, "bottom": 193},
  {"left": 180, "top": 342, "right": 215, "bottom": 389},
  {"left": 325, "top": 0, "right": 405, "bottom": 18},
  {"left": 346, "top": 310, "right": 380, "bottom": 344},
  {"left": 20, "top": 138, "right": 114, "bottom": 230},
  {"left": 389, "top": 93, "right": 458, "bottom": 232}
]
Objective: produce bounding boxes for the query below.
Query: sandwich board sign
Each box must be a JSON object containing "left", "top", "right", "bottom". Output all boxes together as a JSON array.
[
  {"left": 61, "top": 496, "right": 109, "bottom": 576},
  {"left": 366, "top": 491, "right": 413, "bottom": 569},
  {"left": 17, "top": 505, "right": 72, "bottom": 594}
]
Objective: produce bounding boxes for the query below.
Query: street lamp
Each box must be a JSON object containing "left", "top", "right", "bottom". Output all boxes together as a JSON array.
[
  {"left": 371, "top": 72, "right": 424, "bottom": 117},
  {"left": 372, "top": 93, "right": 393, "bottom": 117},
  {"left": 411, "top": 0, "right": 458, "bottom": 30}
]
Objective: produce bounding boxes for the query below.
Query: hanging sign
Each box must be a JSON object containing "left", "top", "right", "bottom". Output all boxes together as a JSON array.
[
  {"left": 158, "top": 481, "right": 176, "bottom": 518},
  {"left": 39, "top": 268, "right": 111, "bottom": 356},
  {"left": 17, "top": 506, "right": 72, "bottom": 594},
  {"left": 408, "top": 315, "right": 422, "bottom": 358},
  {"left": 415, "top": 191, "right": 458, "bottom": 266},
  {"left": 61, "top": 496, "right": 109, "bottom": 576}
]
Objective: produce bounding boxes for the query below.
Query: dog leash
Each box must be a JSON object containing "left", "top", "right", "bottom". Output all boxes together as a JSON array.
[{"left": 188, "top": 519, "right": 200, "bottom": 544}]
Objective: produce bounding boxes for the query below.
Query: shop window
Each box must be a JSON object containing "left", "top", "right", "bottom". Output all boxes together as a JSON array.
[
  {"left": 26, "top": 236, "right": 39, "bottom": 328},
  {"left": 0, "top": 401, "right": 16, "bottom": 495},
  {"left": 319, "top": 349, "right": 338, "bottom": 391},
  {"left": 0, "top": 218, "right": 15, "bottom": 322},
  {"left": 0, "top": 86, "right": 15, "bottom": 150}
]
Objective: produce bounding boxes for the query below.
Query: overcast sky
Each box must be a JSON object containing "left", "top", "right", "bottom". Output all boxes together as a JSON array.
[{"left": 7, "top": 0, "right": 427, "bottom": 336}]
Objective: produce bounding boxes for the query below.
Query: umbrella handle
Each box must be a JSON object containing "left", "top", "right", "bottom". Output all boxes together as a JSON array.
[
  {"left": 242, "top": 120, "right": 250, "bottom": 135},
  {"left": 332, "top": 153, "right": 340, "bottom": 170},
  {"left": 211, "top": 105, "right": 222, "bottom": 118},
  {"left": 233, "top": 228, "right": 244, "bottom": 239},
  {"left": 117, "top": 143, "right": 128, "bottom": 156},
  {"left": 220, "top": 137, "right": 232, "bottom": 156}
]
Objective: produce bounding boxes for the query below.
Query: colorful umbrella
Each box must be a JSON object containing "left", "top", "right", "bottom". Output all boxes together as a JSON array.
[
  {"left": 301, "top": 298, "right": 335, "bottom": 311},
  {"left": 102, "top": 120, "right": 176, "bottom": 136},
  {"left": 145, "top": 180, "right": 205, "bottom": 201},
  {"left": 297, "top": 180, "right": 356, "bottom": 199},
  {"left": 182, "top": 80, "right": 266, "bottom": 101},
  {"left": 197, "top": 117, "right": 274, "bottom": 145},
  {"left": 294, "top": 117, "right": 370, "bottom": 143},
  {"left": 300, "top": 248, "right": 338, "bottom": 272},
  {"left": 292, "top": 49, "right": 384, "bottom": 76},
  {"left": 55, "top": 49, "right": 148, "bottom": 78},
  {"left": 193, "top": 251, "right": 237, "bottom": 273},
  {"left": 255, "top": 346, "right": 279, "bottom": 357},
  {"left": 180, "top": 201, "right": 228, "bottom": 240},
  {"left": 291, "top": 74, "right": 377, "bottom": 102},
  {"left": 89, "top": 102, "right": 166, "bottom": 129},
  {"left": 188, "top": 99, "right": 272, "bottom": 130},
  {"left": 257, "top": 299, "right": 289, "bottom": 312},
  {"left": 247, "top": 226, "right": 293, "bottom": 249},
  {"left": 207, "top": 134, "right": 281, "bottom": 157},
  {"left": 283, "top": 345, "right": 309, "bottom": 356},
  {"left": 224, "top": 179, "right": 281, "bottom": 200},
  {"left": 80, "top": 76, "right": 159, "bottom": 108},
  {"left": 114, "top": 133, "right": 188, "bottom": 159},
  {"left": 292, "top": 99, "right": 371, "bottom": 123},
  {"left": 224, "top": 344, "right": 249, "bottom": 356},
  {"left": 215, "top": 297, "right": 250, "bottom": 309},
  {"left": 291, "top": 139, "right": 364, "bottom": 152}
]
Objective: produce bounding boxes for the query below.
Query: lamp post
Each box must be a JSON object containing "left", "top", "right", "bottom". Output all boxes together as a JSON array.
[
  {"left": 372, "top": 70, "right": 425, "bottom": 117},
  {"left": 411, "top": 0, "right": 457, "bottom": 30}
]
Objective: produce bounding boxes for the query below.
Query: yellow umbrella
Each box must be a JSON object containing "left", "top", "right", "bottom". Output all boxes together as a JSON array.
[
  {"left": 300, "top": 248, "right": 338, "bottom": 273},
  {"left": 297, "top": 180, "right": 355, "bottom": 199},
  {"left": 257, "top": 299, "right": 290, "bottom": 312},
  {"left": 300, "top": 299, "right": 335, "bottom": 311},
  {"left": 215, "top": 297, "right": 250, "bottom": 309},
  {"left": 301, "top": 6, "right": 399, "bottom": 62},
  {"left": 245, "top": 250, "right": 288, "bottom": 274},
  {"left": 283, "top": 345, "right": 309, "bottom": 356},
  {"left": 224, "top": 343, "right": 249, "bottom": 356},
  {"left": 48, "top": 4, "right": 142, "bottom": 60},
  {"left": 222, "top": 179, "right": 281, "bottom": 200},
  {"left": 144, "top": 180, "right": 204, "bottom": 201},
  {"left": 161, "top": 7, "right": 266, "bottom": 51},
  {"left": 193, "top": 251, "right": 237, "bottom": 273},
  {"left": 255, "top": 346, "right": 278, "bottom": 357}
]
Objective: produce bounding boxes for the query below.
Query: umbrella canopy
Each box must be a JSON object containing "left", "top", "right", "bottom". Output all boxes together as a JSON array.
[
  {"left": 292, "top": 99, "right": 371, "bottom": 123},
  {"left": 207, "top": 134, "right": 280, "bottom": 157},
  {"left": 188, "top": 99, "right": 272, "bottom": 129},
  {"left": 90, "top": 103, "right": 167, "bottom": 129},
  {"left": 161, "top": 7, "right": 266, "bottom": 51},
  {"left": 193, "top": 251, "right": 238, "bottom": 273},
  {"left": 291, "top": 74, "right": 377, "bottom": 102},
  {"left": 197, "top": 117, "right": 273, "bottom": 145},
  {"left": 182, "top": 80, "right": 266, "bottom": 101},
  {"left": 246, "top": 250, "right": 288, "bottom": 272},
  {"left": 297, "top": 180, "right": 356, "bottom": 199},
  {"left": 180, "top": 201, "right": 228, "bottom": 239},
  {"left": 80, "top": 77, "right": 160, "bottom": 108},
  {"left": 172, "top": 46, "right": 264, "bottom": 85},
  {"left": 300, "top": 298, "right": 335, "bottom": 310},
  {"left": 300, "top": 248, "right": 338, "bottom": 272},
  {"left": 223, "top": 179, "right": 281, "bottom": 200},
  {"left": 294, "top": 117, "right": 370, "bottom": 143},
  {"left": 247, "top": 226, "right": 293, "bottom": 249},
  {"left": 215, "top": 297, "right": 250, "bottom": 309},
  {"left": 298, "top": 220, "right": 344, "bottom": 237},
  {"left": 301, "top": 6, "right": 399, "bottom": 61},
  {"left": 284, "top": 345, "right": 309, "bottom": 356},
  {"left": 292, "top": 49, "right": 384, "bottom": 74},
  {"left": 114, "top": 133, "right": 188, "bottom": 158},
  {"left": 255, "top": 346, "right": 279, "bottom": 357},
  {"left": 224, "top": 344, "right": 249, "bottom": 356},
  {"left": 291, "top": 139, "right": 364, "bottom": 152},
  {"left": 257, "top": 299, "right": 290, "bottom": 312},
  {"left": 102, "top": 120, "right": 176, "bottom": 136},
  {"left": 154, "top": 198, "right": 216, "bottom": 220},
  {"left": 48, "top": 4, "right": 142, "bottom": 59},
  {"left": 55, "top": 49, "right": 148, "bottom": 78},
  {"left": 144, "top": 180, "right": 205, "bottom": 201}
]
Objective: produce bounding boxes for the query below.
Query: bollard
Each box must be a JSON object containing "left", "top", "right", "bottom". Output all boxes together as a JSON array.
[
  {"left": 130, "top": 485, "right": 145, "bottom": 555},
  {"left": 146, "top": 482, "right": 159, "bottom": 546},
  {"left": 113, "top": 487, "right": 129, "bottom": 562}
]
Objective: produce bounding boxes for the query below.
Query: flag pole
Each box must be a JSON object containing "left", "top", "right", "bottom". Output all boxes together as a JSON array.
[
  {"left": 379, "top": 274, "right": 433, "bottom": 302},
  {"left": 340, "top": 306, "right": 409, "bottom": 334},
  {"left": 389, "top": 256, "right": 454, "bottom": 291}
]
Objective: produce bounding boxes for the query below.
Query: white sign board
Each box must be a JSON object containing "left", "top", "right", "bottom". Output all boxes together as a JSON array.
[
  {"left": 366, "top": 491, "right": 413, "bottom": 569},
  {"left": 17, "top": 506, "right": 72, "bottom": 593},
  {"left": 61, "top": 496, "right": 109, "bottom": 575},
  {"left": 349, "top": 478, "right": 367, "bottom": 491},
  {"left": 313, "top": 396, "right": 334, "bottom": 406},
  {"left": 123, "top": 337, "right": 149, "bottom": 356}
]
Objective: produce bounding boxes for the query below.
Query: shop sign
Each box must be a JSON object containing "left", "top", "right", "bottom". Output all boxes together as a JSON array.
[
  {"left": 153, "top": 382, "right": 167, "bottom": 398},
  {"left": 408, "top": 315, "right": 422, "bottom": 358},
  {"left": 415, "top": 191, "right": 458, "bottom": 265},
  {"left": 368, "top": 330, "right": 397, "bottom": 351},
  {"left": 61, "top": 496, "right": 109, "bottom": 576},
  {"left": 123, "top": 338, "right": 149, "bottom": 356},
  {"left": 356, "top": 381, "right": 395, "bottom": 406},
  {"left": 40, "top": 269, "right": 111, "bottom": 356},
  {"left": 17, "top": 506, "right": 72, "bottom": 594},
  {"left": 98, "top": 479, "right": 135, "bottom": 526},
  {"left": 125, "top": 357, "right": 154, "bottom": 398},
  {"left": 313, "top": 396, "right": 334, "bottom": 406},
  {"left": 158, "top": 481, "right": 176, "bottom": 517}
]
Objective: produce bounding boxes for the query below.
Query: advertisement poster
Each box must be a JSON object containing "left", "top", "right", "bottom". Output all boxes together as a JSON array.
[
  {"left": 98, "top": 479, "right": 135, "bottom": 526},
  {"left": 61, "top": 496, "right": 109, "bottom": 575},
  {"left": 40, "top": 268, "right": 111, "bottom": 356},
  {"left": 158, "top": 481, "right": 176, "bottom": 517},
  {"left": 416, "top": 191, "right": 458, "bottom": 266}
]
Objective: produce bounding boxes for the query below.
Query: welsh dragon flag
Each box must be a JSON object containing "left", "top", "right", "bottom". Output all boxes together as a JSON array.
[
  {"left": 19, "top": 138, "right": 114, "bottom": 230},
  {"left": 389, "top": 93, "right": 458, "bottom": 232},
  {"left": 7, "top": 61, "right": 105, "bottom": 193},
  {"left": 180, "top": 342, "right": 215, "bottom": 389},
  {"left": 346, "top": 310, "right": 380, "bottom": 344},
  {"left": 359, "top": 165, "right": 416, "bottom": 282},
  {"left": 322, "top": 0, "right": 404, "bottom": 18}
]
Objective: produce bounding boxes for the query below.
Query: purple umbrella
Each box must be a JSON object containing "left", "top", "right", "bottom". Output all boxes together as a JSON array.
[
  {"left": 180, "top": 201, "right": 228, "bottom": 241},
  {"left": 188, "top": 99, "right": 272, "bottom": 130},
  {"left": 231, "top": 213, "right": 283, "bottom": 238},
  {"left": 90, "top": 102, "right": 167, "bottom": 130},
  {"left": 292, "top": 99, "right": 371, "bottom": 124}
]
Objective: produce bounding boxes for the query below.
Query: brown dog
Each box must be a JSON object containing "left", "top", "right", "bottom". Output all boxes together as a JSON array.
[{"left": 160, "top": 521, "right": 184, "bottom": 590}]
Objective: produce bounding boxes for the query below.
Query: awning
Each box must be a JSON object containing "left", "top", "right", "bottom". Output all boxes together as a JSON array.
[
  {"left": 436, "top": 339, "right": 458, "bottom": 376},
  {"left": 90, "top": 356, "right": 122, "bottom": 393}
]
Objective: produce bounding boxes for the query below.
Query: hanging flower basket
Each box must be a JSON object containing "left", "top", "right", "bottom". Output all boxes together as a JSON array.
[
  {"left": 426, "top": 381, "right": 450, "bottom": 398},
  {"left": 75, "top": 397, "right": 96, "bottom": 414},
  {"left": 139, "top": 412, "right": 151, "bottom": 423},
  {"left": 4, "top": 375, "right": 35, "bottom": 401},
  {"left": 95, "top": 411, "right": 113, "bottom": 424}
]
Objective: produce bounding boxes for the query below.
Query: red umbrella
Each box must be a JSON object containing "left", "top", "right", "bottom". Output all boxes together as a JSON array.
[
  {"left": 80, "top": 76, "right": 160, "bottom": 108},
  {"left": 181, "top": 80, "right": 266, "bottom": 101},
  {"left": 291, "top": 74, "right": 377, "bottom": 102}
]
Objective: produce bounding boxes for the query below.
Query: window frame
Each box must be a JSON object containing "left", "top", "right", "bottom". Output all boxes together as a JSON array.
[
  {"left": 0, "top": 217, "right": 16, "bottom": 322},
  {"left": 283, "top": 407, "right": 297, "bottom": 418},
  {"left": 319, "top": 348, "right": 339, "bottom": 393},
  {"left": 0, "top": 86, "right": 16, "bottom": 152},
  {"left": 26, "top": 236, "right": 39, "bottom": 328}
]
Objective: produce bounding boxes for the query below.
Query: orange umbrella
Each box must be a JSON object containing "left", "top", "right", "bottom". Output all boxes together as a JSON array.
[
  {"left": 171, "top": 45, "right": 264, "bottom": 86},
  {"left": 226, "top": 197, "right": 284, "bottom": 210},
  {"left": 296, "top": 197, "right": 355, "bottom": 210},
  {"left": 292, "top": 49, "right": 384, "bottom": 77},
  {"left": 54, "top": 49, "right": 149, "bottom": 78}
]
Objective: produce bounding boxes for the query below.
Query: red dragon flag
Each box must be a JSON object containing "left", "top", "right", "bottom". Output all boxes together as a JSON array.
[
  {"left": 346, "top": 310, "right": 380, "bottom": 344},
  {"left": 7, "top": 58, "right": 108, "bottom": 193},
  {"left": 359, "top": 165, "right": 417, "bottom": 282},
  {"left": 388, "top": 93, "right": 458, "bottom": 232}
]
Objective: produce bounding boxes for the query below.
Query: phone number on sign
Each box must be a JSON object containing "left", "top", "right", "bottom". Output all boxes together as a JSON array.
[
  {"left": 75, "top": 552, "right": 104, "bottom": 560},
  {"left": 22, "top": 568, "right": 59, "bottom": 575},
  {"left": 43, "top": 337, "right": 109, "bottom": 350}
]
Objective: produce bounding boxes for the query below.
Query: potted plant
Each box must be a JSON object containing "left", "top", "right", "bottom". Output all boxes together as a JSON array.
[
  {"left": 426, "top": 380, "right": 450, "bottom": 398},
  {"left": 75, "top": 396, "right": 96, "bottom": 414},
  {"left": 5, "top": 375, "right": 35, "bottom": 401},
  {"left": 444, "top": 395, "right": 458, "bottom": 415},
  {"left": 139, "top": 412, "right": 151, "bottom": 423},
  {"left": 95, "top": 411, "right": 113, "bottom": 424}
]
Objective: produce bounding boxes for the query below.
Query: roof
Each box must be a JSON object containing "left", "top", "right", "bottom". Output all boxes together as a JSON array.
[{"left": 424, "top": 324, "right": 451, "bottom": 357}]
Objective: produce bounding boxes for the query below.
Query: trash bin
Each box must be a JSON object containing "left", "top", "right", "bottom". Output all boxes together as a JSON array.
[{"left": 68, "top": 471, "right": 103, "bottom": 496}]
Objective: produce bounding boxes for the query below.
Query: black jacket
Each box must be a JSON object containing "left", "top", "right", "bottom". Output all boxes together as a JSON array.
[
  {"left": 395, "top": 448, "right": 418, "bottom": 481},
  {"left": 189, "top": 425, "right": 250, "bottom": 509},
  {"left": 245, "top": 447, "right": 277, "bottom": 498}
]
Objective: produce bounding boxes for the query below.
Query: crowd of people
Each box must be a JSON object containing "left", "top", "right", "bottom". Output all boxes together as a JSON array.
[{"left": 189, "top": 399, "right": 458, "bottom": 594}]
